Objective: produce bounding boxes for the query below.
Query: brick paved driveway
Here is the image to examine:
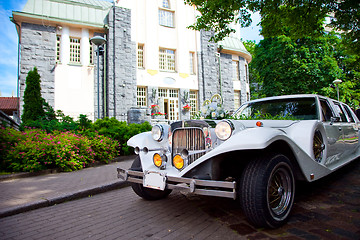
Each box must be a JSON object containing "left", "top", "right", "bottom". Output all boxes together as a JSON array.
[{"left": 0, "top": 158, "right": 359, "bottom": 239}]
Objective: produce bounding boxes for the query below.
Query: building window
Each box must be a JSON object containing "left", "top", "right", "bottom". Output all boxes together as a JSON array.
[
  {"left": 245, "top": 63, "right": 249, "bottom": 83},
  {"left": 56, "top": 35, "right": 61, "bottom": 62},
  {"left": 189, "top": 52, "right": 195, "bottom": 74},
  {"left": 159, "top": 48, "right": 175, "bottom": 72},
  {"left": 234, "top": 90, "right": 241, "bottom": 110},
  {"left": 162, "top": 0, "right": 170, "bottom": 8},
  {"left": 90, "top": 44, "right": 94, "bottom": 65},
  {"left": 189, "top": 90, "right": 198, "bottom": 118},
  {"left": 232, "top": 60, "right": 239, "bottom": 81},
  {"left": 137, "top": 44, "right": 144, "bottom": 68},
  {"left": 159, "top": 88, "right": 167, "bottom": 97},
  {"left": 169, "top": 89, "right": 179, "bottom": 98},
  {"left": 137, "top": 86, "right": 147, "bottom": 107},
  {"left": 70, "top": 37, "right": 81, "bottom": 64},
  {"left": 159, "top": 9, "right": 174, "bottom": 27},
  {"left": 159, "top": 1, "right": 174, "bottom": 28}
]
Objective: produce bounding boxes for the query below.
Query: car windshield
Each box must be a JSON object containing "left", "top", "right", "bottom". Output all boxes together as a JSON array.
[{"left": 233, "top": 97, "right": 319, "bottom": 120}]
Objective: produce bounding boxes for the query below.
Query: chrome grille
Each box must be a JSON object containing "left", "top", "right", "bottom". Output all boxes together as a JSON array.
[{"left": 172, "top": 128, "right": 205, "bottom": 164}]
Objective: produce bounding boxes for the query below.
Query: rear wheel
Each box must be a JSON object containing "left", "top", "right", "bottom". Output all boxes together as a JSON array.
[
  {"left": 130, "top": 157, "right": 172, "bottom": 201},
  {"left": 239, "top": 153, "right": 295, "bottom": 228}
]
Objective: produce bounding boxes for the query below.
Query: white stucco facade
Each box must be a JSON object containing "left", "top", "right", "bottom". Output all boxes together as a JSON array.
[
  {"left": 117, "top": 0, "right": 199, "bottom": 91},
  {"left": 55, "top": 26, "right": 97, "bottom": 120},
  {"left": 13, "top": 0, "right": 251, "bottom": 122}
]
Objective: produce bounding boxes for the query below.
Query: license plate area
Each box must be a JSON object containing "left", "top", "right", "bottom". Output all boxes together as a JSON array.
[{"left": 143, "top": 171, "right": 166, "bottom": 190}]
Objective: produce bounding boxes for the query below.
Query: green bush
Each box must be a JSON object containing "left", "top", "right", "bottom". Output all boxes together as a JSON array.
[
  {"left": 6, "top": 112, "right": 151, "bottom": 173},
  {"left": 20, "top": 110, "right": 79, "bottom": 133},
  {"left": 0, "top": 127, "right": 120, "bottom": 172},
  {"left": 90, "top": 118, "right": 152, "bottom": 155}
]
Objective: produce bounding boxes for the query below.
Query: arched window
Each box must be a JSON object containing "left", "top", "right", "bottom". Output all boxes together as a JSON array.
[
  {"left": 162, "top": 0, "right": 170, "bottom": 8},
  {"left": 159, "top": 0, "right": 174, "bottom": 27}
]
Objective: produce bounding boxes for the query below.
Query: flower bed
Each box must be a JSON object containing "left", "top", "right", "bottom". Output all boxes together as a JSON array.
[{"left": 0, "top": 127, "right": 120, "bottom": 172}]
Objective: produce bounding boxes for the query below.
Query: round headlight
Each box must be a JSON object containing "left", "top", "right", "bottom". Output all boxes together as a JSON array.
[
  {"left": 151, "top": 125, "right": 164, "bottom": 141},
  {"left": 215, "top": 120, "right": 233, "bottom": 141}
]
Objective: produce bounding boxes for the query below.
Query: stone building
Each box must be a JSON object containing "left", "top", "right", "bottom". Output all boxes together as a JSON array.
[{"left": 11, "top": 0, "right": 251, "bottom": 123}]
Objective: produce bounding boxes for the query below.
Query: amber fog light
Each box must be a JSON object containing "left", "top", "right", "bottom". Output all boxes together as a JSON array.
[
  {"left": 153, "top": 153, "right": 162, "bottom": 168},
  {"left": 173, "top": 154, "right": 184, "bottom": 170}
]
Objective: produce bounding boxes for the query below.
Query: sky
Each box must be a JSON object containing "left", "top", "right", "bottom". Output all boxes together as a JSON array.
[
  {"left": 0, "top": 0, "right": 27, "bottom": 97},
  {"left": 240, "top": 12, "right": 263, "bottom": 43},
  {"left": 0, "top": 0, "right": 262, "bottom": 98}
]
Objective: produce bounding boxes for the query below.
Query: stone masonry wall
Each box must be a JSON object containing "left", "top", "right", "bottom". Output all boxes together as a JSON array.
[
  {"left": 197, "top": 30, "right": 218, "bottom": 107},
  {"left": 197, "top": 30, "right": 234, "bottom": 112},
  {"left": 19, "top": 23, "right": 56, "bottom": 116},
  {"left": 219, "top": 53, "right": 235, "bottom": 111},
  {"left": 106, "top": 6, "right": 137, "bottom": 121}
]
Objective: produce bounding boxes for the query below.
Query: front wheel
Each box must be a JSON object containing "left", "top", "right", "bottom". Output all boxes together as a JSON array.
[
  {"left": 130, "top": 157, "right": 172, "bottom": 201},
  {"left": 239, "top": 153, "right": 295, "bottom": 228}
]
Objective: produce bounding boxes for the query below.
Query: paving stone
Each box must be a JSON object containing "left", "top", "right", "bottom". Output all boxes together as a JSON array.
[{"left": 287, "top": 228, "right": 321, "bottom": 240}]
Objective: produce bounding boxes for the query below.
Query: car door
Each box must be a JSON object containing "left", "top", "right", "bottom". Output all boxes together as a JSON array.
[
  {"left": 319, "top": 98, "right": 344, "bottom": 167},
  {"left": 339, "top": 103, "right": 359, "bottom": 157}
]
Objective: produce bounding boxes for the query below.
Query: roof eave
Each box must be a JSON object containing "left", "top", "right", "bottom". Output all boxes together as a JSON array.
[
  {"left": 12, "top": 11, "right": 107, "bottom": 30},
  {"left": 220, "top": 47, "right": 252, "bottom": 63}
]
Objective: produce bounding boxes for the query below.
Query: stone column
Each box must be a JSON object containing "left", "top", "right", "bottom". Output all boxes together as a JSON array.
[
  {"left": 106, "top": 6, "right": 137, "bottom": 122},
  {"left": 19, "top": 23, "right": 56, "bottom": 115}
]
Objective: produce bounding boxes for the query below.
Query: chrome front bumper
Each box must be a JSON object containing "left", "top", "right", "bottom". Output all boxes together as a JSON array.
[{"left": 117, "top": 167, "right": 237, "bottom": 199}]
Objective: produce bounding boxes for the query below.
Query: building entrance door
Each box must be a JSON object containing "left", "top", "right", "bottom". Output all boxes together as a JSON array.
[{"left": 159, "top": 89, "right": 179, "bottom": 121}]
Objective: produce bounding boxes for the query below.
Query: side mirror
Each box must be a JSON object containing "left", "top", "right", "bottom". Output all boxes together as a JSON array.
[{"left": 330, "top": 116, "right": 340, "bottom": 125}]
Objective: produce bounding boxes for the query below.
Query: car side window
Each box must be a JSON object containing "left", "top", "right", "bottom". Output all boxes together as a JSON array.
[
  {"left": 333, "top": 102, "right": 347, "bottom": 122},
  {"left": 320, "top": 99, "right": 334, "bottom": 122},
  {"left": 342, "top": 104, "right": 355, "bottom": 122}
]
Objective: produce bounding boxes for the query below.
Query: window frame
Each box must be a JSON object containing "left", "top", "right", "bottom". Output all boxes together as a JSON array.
[
  {"left": 189, "top": 52, "right": 195, "bottom": 75},
  {"left": 56, "top": 35, "right": 61, "bottom": 63},
  {"left": 232, "top": 60, "right": 240, "bottom": 81},
  {"left": 234, "top": 90, "right": 241, "bottom": 110},
  {"left": 136, "top": 86, "right": 147, "bottom": 107},
  {"left": 159, "top": 48, "right": 176, "bottom": 72},
  {"left": 69, "top": 37, "right": 81, "bottom": 64},
  {"left": 158, "top": 8, "right": 175, "bottom": 28},
  {"left": 137, "top": 44, "right": 145, "bottom": 69},
  {"left": 189, "top": 90, "right": 198, "bottom": 118},
  {"left": 89, "top": 44, "right": 94, "bottom": 65}
]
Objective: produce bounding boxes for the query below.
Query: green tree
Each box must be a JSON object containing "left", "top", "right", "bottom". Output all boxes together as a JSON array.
[
  {"left": 329, "top": 0, "right": 360, "bottom": 58},
  {"left": 185, "top": 0, "right": 360, "bottom": 56},
  {"left": 320, "top": 39, "right": 360, "bottom": 107},
  {"left": 251, "top": 34, "right": 341, "bottom": 97},
  {"left": 243, "top": 40, "right": 264, "bottom": 100},
  {"left": 22, "top": 67, "right": 44, "bottom": 123}
]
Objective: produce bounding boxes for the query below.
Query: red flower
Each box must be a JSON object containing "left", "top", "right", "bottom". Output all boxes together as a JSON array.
[{"left": 183, "top": 104, "right": 191, "bottom": 110}]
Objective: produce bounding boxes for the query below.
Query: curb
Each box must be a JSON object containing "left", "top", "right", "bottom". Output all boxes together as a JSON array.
[
  {"left": 0, "top": 155, "right": 136, "bottom": 182},
  {"left": 0, "top": 180, "right": 130, "bottom": 219}
]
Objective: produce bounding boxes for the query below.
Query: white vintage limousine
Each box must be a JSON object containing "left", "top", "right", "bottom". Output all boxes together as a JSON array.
[{"left": 117, "top": 94, "right": 360, "bottom": 228}]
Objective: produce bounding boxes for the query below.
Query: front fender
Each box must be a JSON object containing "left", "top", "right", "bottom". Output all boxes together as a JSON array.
[{"left": 181, "top": 123, "right": 332, "bottom": 182}]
